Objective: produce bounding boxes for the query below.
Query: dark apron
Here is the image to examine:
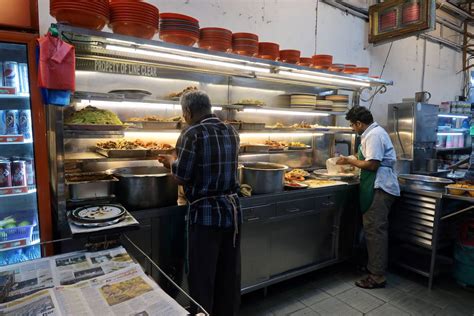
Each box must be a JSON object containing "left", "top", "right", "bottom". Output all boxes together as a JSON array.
[{"left": 358, "top": 145, "right": 377, "bottom": 214}]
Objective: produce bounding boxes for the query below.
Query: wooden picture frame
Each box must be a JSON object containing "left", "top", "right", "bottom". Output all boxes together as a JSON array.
[{"left": 369, "top": 0, "right": 435, "bottom": 45}]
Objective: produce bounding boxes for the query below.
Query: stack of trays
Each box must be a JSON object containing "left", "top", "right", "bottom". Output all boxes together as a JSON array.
[
  {"left": 326, "top": 94, "right": 349, "bottom": 111},
  {"left": 315, "top": 100, "right": 334, "bottom": 111},
  {"left": 290, "top": 94, "right": 316, "bottom": 107},
  {"left": 69, "top": 204, "right": 126, "bottom": 228}
]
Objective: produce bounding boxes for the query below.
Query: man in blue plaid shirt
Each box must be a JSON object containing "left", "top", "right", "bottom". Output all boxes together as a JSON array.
[{"left": 159, "top": 90, "right": 241, "bottom": 316}]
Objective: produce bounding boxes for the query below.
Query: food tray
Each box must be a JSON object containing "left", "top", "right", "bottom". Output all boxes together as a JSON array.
[
  {"left": 240, "top": 122, "right": 266, "bottom": 130},
  {"left": 66, "top": 172, "right": 118, "bottom": 200},
  {"left": 64, "top": 124, "right": 127, "bottom": 131},
  {"left": 225, "top": 122, "right": 241, "bottom": 130},
  {"left": 125, "top": 121, "right": 179, "bottom": 130},
  {"left": 288, "top": 145, "right": 312, "bottom": 150},
  {"left": 445, "top": 185, "right": 474, "bottom": 197},
  {"left": 242, "top": 144, "right": 270, "bottom": 153},
  {"left": 95, "top": 147, "right": 148, "bottom": 158},
  {"left": 147, "top": 148, "right": 176, "bottom": 157}
]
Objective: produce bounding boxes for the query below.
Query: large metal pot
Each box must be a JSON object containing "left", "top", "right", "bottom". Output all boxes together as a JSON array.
[
  {"left": 240, "top": 162, "right": 288, "bottom": 195},
  {"left": 398, "top": 174, "right": 453, "bottom": 192},
  {"left": 107, "top": 166, "right": 178, "bottom": 210},
  {"left": 394, "top": 159, "right": 412, "bottom": 175}
]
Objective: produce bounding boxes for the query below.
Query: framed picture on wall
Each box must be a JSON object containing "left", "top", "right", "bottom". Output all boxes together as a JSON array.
[{"left": 369, "top": 0, "right": 435, "bottom": 44}]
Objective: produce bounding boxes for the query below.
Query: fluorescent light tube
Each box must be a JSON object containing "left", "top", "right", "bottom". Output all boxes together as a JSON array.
[
  {"left": 240, "top": 132, "right": 324, "bottom": 137},
  {"left": 243, "top": 108, "right": 329, "bottom": 117},
  {"left": 438, "top": 114, "right": 469, "bottom": 119},
  {"left": 106, "top": 45, "right": 270, "bottom": 73},
  {"left": 279, "top": 70, "right": 370, "bottom": 87},
  {"left": 437, "top": 132, "right": 464, "bottom": 136}
]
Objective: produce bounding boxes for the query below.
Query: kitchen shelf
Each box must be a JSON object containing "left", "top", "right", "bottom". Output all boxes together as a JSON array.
[
  {"left": 241, "top": 149, "right": 313, "bottom": 155},
  {"left": 0, "top": 238, "right": 40, "bottom": 253},
  {"left": 443, "top": 194, "right": 474, "bottom": 203},
  {"left": 0, "top": 94, "right": 29, "bottom": 99},
  {"left": 64, "top": 130, "right": 125, "bottom": 139},
  {"left": 436, "top": 146, "right": 471, "bottom": 152},
  {"left": 0, "top": 189, "right": 37, "bottom": 198},
  {"left": 65, "top": 152, "right": 157, "bottom": 162}
]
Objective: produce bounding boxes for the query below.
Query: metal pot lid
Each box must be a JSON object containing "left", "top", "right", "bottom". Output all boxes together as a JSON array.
[
  {"left": 398, "top": 174, "right": 453, "bottom": 184},
  {"left": 242, "top": 162, "right": 289, "bottom": 171},
  {"left": 71, "top": 204, "right": 126, "bottom": 222}
]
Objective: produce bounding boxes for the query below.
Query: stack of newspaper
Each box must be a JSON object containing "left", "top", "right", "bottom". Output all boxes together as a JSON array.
[{"left": 0, "top": 247, "right": 188, "bottom": 315}]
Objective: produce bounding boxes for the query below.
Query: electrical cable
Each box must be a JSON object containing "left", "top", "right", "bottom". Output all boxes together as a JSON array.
[{"left": 369, "top": 42, "right": 393, "bottom": 110}]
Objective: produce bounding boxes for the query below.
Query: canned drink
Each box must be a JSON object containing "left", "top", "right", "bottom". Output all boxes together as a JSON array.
[
  {"left": 5, "top": 110, "right": 19, "bottom": 135},
  {"left": 0, "top": 110, "right": 6, "bottom": 135},
  {"left": 24, "top": 158, "right": 35, "bottom": 186},
  {"left": 18, "top": 63, "right": 29, "bottom": 94},
  {"left": 11, "top": 160, "right": 26, "bottom": 187},
  {"left": 0, "top": 62, "right": 3, "bottom": 86},
  {"left": 3, "top": 62, "right": 20, "bottom": 93},
  {"left": 18, "top": 110, "right": 32, "bottom": 140},
  {"left": 0, "top": 159, "right": 12, "bottom": 187}
]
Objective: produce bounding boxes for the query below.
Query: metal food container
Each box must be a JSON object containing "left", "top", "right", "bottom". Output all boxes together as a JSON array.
[
  {"left": 66, "top": 172, "right": 118, "bottom": 200},
  {"left": 240, "top": 122, "right": 266, "bottom": 130},
  {"left": 398, "top": 174, "right": 453, "bottom": 192},
  {"left": 95, "top": 147, "right": 148, "bottom": 158},
  {"left": 241, "top": 162, "right": 288, "bottom": 195},
  {"left": 107, "top": 166, "right": 178, "bottom": 210}
]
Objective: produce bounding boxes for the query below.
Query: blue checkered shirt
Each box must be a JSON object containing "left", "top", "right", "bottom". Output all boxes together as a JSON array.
[{"left": 172, "top": 115, "right": 241, "bottom": 227}]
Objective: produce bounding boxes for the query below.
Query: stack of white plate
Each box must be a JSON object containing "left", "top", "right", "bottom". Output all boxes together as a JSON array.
[
  {"left": 315, "top": 100, "right": 334, "bottom": 111},
  {"left": 290, "top": 94, "right": 317, "bottom": 107},
  {"left": 326, "top": 95, "right": 349, "bottom": 111}
]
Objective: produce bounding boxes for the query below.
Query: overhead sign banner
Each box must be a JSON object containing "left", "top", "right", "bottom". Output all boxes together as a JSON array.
[{"left": 76, "top": 58, "right": 160, "bottom": 78}]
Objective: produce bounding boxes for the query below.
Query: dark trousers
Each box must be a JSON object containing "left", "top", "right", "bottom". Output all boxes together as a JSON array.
[
  {"left": 363, "top": 189, "right": 396, "bottom": 276},
  {"left": 188, "top": 225, "right": 241, "bottom": 316}
]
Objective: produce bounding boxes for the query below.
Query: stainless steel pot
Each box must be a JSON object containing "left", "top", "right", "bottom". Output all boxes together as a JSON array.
[
  {"left": 107, "top": 166, "right": 178, "bottom": 210},
  {"left": 66, "top": 172, "right": 118, "bottom": 200},
  {"left": 398, "top": 174, "right": 453, "bottom": 192},
  {"left": 394, "top": 159, "right": 412, "bottom": 175},
  {"left": 240, "top": 162, "right": 288, "bottom": 195}
]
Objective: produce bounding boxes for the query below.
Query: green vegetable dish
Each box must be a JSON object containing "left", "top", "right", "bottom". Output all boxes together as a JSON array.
[{"left": 65, "top": 106, "right": 123, "bottom": 125}]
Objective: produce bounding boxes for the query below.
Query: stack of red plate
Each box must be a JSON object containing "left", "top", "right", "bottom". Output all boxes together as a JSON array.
[
  {"left": 279, "top": 50, "right": 301, "bottom": 64},
  {"left": 312, "top": 55, "right": 333, "bottom": 69},
  {"left": 109, "top": 1, "right": 158, "bottom": 39},
  {"left": 159, "top": 13, "right": 200, "bottom": 46},
  {"left": 402, "top": 3, "right": 420, "bottom": 24},
  {"left": 258, "top": 42, "right": 280, "bottom": 60},
  {"left": 380, "top": 10, "right": 397, "bottom": 31},
  {"left": 50, "top": 0, "right": 109, "bottom": 30},
  {"left": 298, "top": 57, "right": 312, "bottom": 67},
  {"left": 232, "top": 33, "right": 259, "bottom": 56},
  {"left": 199, "top": 27, "right": 232, "bottom": 52}
]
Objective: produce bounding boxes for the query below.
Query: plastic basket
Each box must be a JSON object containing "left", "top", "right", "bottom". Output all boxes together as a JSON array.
[{"left": 0, "top": 225, "right": 34, "bottom": 243}]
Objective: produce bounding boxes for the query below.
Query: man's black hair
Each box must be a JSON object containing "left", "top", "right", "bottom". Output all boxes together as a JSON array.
[{"left": 345, "top": 106, "right": 374, "bottom": 125}]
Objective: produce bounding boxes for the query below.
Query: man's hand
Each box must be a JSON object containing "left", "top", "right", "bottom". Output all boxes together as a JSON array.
[
  {"left": 157, "top": 155, "right": 175, "bottom": 169},
  {"left": 336, "top": 157, "right": 352, "bottom": 165}
]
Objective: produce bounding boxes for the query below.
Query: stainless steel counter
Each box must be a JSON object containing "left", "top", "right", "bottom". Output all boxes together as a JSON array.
[{"left": 123, "top": 184, "right": 359, "bottom": 296}]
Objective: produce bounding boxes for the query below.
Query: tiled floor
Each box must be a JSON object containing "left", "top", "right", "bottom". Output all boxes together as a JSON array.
[{"left": 239, "top": 263, "right": 474, "bottom": 316}]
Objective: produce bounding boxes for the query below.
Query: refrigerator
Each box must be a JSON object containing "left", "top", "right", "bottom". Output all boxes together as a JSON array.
[{"left": 0, "top": 30, "right": 52, "bottom": 266}]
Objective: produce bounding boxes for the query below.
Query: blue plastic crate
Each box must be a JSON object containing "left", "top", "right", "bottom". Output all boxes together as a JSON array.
[{"left": 0, "top": 225, "right": 34, "bottom": 243}]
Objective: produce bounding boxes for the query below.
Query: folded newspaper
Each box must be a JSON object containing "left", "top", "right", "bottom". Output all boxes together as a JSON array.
[{"left": 0, "top": 266, "right": 188, "bottom": 315}]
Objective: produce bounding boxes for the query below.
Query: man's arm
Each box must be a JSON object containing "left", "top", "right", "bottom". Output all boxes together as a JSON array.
[
  {"left": 344, "top": 158, "right": 380, "bottom": 172},
  {"left": 158, "top": 132, "right": 197, "bottom": 185}
]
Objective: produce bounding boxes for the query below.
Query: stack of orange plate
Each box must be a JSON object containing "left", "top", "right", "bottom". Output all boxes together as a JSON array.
[
  {"left": 354, "top": 67, "right": 369, "bottom": 75},
  {"left": 312, "top": 55, "right": 333, "bottom": 69},
  {"left": 232, "top": 33, "right": 259, "bottom": 56},
  {"left": 298, "top": 57, "right": 312, "bottom": 67},
  {"left": 199, "top": 27, "right": 232, "bottom": 52},
  {"left": 50, "top": 0, "right": 110, "bottom": 30},
  {"left": 258, "top": 42, "right": 280, "bottom": 60},
  {"left": 279, "top": 50, "right": 301, "bottom": 64},
  {"left": 159, "top": 13, "right": 200, "bottom": 46},
  {"left": 329, "top": 64, "right": 345, "bottom": 72},
  {"left": 343, "top": 64, "right": 357, "bottom": 74},
  {"left": 109, "top": 1, "right": 159, "bottom": 39}
]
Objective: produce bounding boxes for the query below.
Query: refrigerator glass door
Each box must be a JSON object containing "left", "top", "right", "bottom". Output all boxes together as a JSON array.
[{"left": 0, "top": 41, "right": 41, "bottom": 265}]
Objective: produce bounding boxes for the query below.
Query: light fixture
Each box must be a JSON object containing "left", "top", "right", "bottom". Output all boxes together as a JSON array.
[
  {"left": 243, "top": 108, "right": 329, "bottom": 117},
  {"left": 278, "top": 70, "right": 370, "bottom": 87},
  {"left": 240, "top": 132, "right": 324, "bottom": 137},
  {"left": 437, "top": 132, "right": 464, "bottom": 136},
  {"left": 438, "top": 114, "right": 469, "bottom": 119},
  {"left": 105, "top": 45, "right": 270, "bottom": 73},
  {"left": 124, "top": 131, "right": 182, "bottom": 138},
  {"left": 78, "top": 99, "right": 221, "bottom": 112}
]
